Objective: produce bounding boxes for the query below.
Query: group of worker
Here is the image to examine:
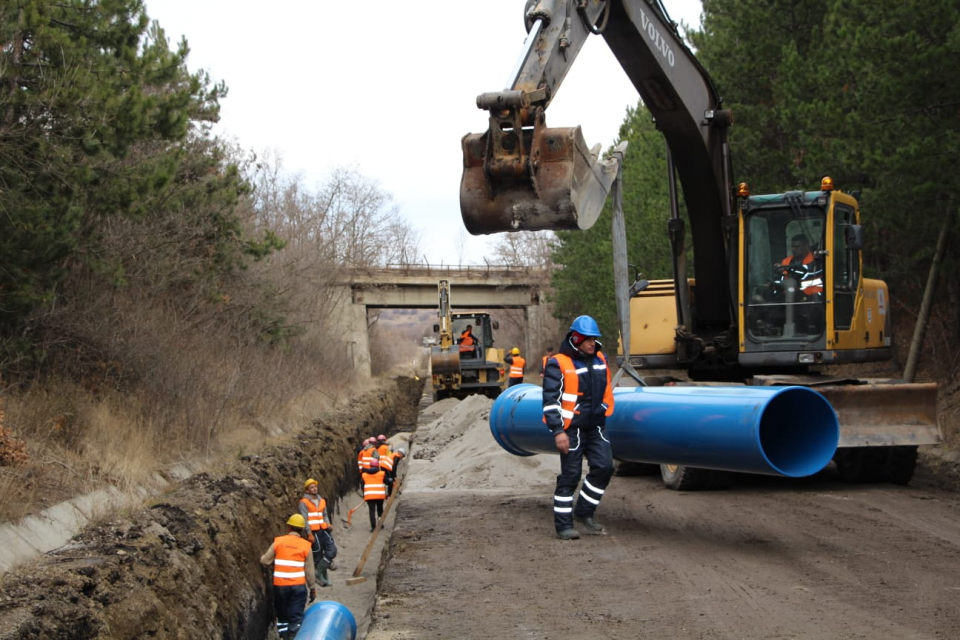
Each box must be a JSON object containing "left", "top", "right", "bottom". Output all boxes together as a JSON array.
[
  {"left": 259, "top": 477, "right": 338, "bottom": 639},
  {"left": 357, "top": 434, "right": 406, "bottom": 532}
]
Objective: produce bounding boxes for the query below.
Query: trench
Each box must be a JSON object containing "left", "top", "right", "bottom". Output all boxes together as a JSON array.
[{"left": 0, "top": 375, "right": 425, "bottom": 640}]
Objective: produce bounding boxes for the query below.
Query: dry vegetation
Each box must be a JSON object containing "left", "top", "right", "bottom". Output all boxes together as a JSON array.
[{"left": 0, "top": 155, "right": 422, "bottom": 524}]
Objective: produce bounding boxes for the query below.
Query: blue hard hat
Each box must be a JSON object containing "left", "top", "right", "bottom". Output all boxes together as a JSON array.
[{"left": 570, "top": 315, "right": 601, "bottom": 337}]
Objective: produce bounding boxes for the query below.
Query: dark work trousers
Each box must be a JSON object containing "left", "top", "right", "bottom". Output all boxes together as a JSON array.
[
  {"left": 508, "top": 377, "right": 524, "bottom": 387},
  {"left": 273, "top": 584, "right": 307, "bottom": 638},
  {"left": 553, "top": 426, "right": 614, "bottom": 532},
  {"left": 367, "top": 499, "right": 384, "bottom": 530},
  {"left": 309, "top": 529, "right": 337, "bottom": 567}
]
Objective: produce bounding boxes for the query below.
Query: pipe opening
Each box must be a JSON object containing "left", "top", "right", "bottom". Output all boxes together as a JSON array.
[{"left": 758, "top": 387, "right": 840, "bottom": 477}]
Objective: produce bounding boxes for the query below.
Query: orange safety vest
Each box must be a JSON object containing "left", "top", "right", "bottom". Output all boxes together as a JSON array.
[
  {"left": 362, "top": 470, "right": 387, "bottom": 501},
  {"left": 358, "top": 446, "right": 379, "bottom": 471},
  {"left": 377, "top": 444, "right": 393, "bottom": 471},
  {"left": 300, "top": 496, "right": 329, "bottom": 531},
  {"left": 271, "top": 534, "right": 312, "bottom": 587},
  {"left": 509, "top": 355, "right": 525, "bottom": 379},
  {"left": 545, "top": 352, "right": 615, "bottom": 430},
  {"left": 781, "top": 253, "right": 823, "bottom": 296}
]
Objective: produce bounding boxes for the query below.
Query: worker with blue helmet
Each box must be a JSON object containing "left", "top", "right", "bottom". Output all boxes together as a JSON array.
[{"left": 541, "top": 315, "right": 615, "bottom": 540}]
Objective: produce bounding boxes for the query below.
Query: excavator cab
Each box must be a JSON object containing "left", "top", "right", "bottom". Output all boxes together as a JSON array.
[{"left": 743, "top": 195, "right": 827, "bottom": 347}]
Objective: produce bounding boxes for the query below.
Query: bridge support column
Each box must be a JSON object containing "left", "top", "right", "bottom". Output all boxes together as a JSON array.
[
  {"left": 525, "top": 303, "right": 546, "bottom": 365},
  {"left": 331, "top": 287, "right": 372, "bottom": 377}
]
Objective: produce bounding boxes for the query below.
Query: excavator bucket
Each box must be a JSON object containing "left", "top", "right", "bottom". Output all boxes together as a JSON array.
[
  {"left": 460, "top": 125, "right": 620, "bottom": 234},
  {"left": 817, "top": 382, "right": 941, "bottom": 448}
]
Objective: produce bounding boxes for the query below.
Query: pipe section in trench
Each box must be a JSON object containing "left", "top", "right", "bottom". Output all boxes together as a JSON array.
[
  {"left": 490, "top": 384, "right": 839, "bottom": 478},
  {"left": 295, "top": 600, "right": 357, "bottom": 640}
]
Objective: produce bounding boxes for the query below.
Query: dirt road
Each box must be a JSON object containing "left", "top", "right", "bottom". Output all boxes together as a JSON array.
[{"left": 366, "top": 396, "right": 960, "bottom": 640}]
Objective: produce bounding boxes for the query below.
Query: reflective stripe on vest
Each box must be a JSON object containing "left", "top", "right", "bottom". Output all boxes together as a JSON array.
[
  {"left": 509, "top": 356, "right": 525, "bottom": 378},
  {"left": 363, "top": 470, "right": 387, "bottom": 500},
  {"left": 272, "top": 535, "right": 311, "bottom": 586},
  {"left": 782, "top": 253, "right": 823, "bottom": 295},
  {"left": 300, "top": 497, "right": 328, "bottom": 531}
]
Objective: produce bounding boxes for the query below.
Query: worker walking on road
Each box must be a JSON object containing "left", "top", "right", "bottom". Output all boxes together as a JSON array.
[
  {"left": 542, "top": 315, "right": 615, "bottom": 540},
  {"left": 298, "top": 478, "right": 337, "bottom": 587},
  {"left": 505, "top": 347, "right": 526, "bottom": 386},
  {"left": 260, "top": 514, "right": 316, "bottom": 639},
  {"left": 539, "top": 346, "right": 554, "bottom": 380},
  {"left": 362, "top": 464, "right": 387, "bottom": 531}
]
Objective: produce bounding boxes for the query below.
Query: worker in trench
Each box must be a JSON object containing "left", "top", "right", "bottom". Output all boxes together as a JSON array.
[
  {"left": 361, "top": 457, "right": 387, "bottom": 531},
  {"left": 260, "top": 514, "right": 317, "bottom": 639},
  {"left": 542, "top": 315, "right": 615, "bottom": 540},
  {"left": 298, "top": 478, "right": 337, "bottom": 587}
]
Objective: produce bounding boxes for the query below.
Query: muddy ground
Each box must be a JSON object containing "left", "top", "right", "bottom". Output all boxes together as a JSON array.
[{"left": 366, "top": 396, "right": 960, "bottom": 640}]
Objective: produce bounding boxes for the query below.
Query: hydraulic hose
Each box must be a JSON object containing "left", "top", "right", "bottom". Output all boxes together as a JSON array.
[{"left": 489, "top": 383, "right": 839, "bottom": 477}]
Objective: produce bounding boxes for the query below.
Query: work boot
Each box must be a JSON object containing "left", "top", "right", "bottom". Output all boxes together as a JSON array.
[
  {"left": 556, "top": 528, "right": 581, "bottom": 540},
  {"left": 317, "top": 559, "right": 332, "bottom": 587},
  {"left": 574, "top": 514, "right": 606, "bottom": 535}
]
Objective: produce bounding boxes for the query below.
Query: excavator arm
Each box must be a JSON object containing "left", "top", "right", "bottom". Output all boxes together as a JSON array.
[{"left": 461, "top": 0, "right": 735, "bottom": 332}]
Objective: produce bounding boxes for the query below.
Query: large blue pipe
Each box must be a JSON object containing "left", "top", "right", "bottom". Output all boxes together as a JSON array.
[
  {"left": 490, "top": 383, "right": 839, "bottom": 477},
  {"left": 294, "top": 601, "right": 357, "bottom": 640}
]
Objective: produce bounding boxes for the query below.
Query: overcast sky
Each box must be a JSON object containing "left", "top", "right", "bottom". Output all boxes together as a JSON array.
[{"left": 144, "top": 1, "right": 704, "bottom": 265}]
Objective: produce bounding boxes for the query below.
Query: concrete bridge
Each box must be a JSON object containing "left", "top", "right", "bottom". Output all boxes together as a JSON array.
[{"left": 332, "top": 265, "right": 550, "bottom": 376}]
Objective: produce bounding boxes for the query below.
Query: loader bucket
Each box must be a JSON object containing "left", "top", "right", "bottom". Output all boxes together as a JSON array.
[
  {"left": 460, "top": 125, "right": 619, "bottom": 234},
  {"left": 430, "top": 347, "right": 460, "bottom": 376},
  {"left": 818, "top": 382, "right": 941, "bottom": 448}
]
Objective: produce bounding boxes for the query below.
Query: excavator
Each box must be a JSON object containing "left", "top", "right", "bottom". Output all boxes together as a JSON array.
[
  {"left": 460, "top": 0, "right": 939, "bottom": 489},
  {"left": 430, "top": 280, "right": 508, "bottom": 401}
]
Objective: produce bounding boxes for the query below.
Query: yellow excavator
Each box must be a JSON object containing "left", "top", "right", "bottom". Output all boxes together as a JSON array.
[
  {"left": 430, "top": 280, "right": 508, "bottom": 402},
  {"left": 460, "top": 0, "right": 939, "bottom": 488}
]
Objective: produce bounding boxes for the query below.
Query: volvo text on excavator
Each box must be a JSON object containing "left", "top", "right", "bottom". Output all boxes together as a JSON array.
[{"left": 460, "top": 0, "right": 939, "bottom": 489}]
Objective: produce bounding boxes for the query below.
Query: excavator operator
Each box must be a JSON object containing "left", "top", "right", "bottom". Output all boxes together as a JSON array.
[{"left": 459, "top": 324, "right": 476, "bottom": 355}]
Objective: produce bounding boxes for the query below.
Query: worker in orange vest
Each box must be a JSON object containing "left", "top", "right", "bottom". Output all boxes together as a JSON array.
[
  {"left": 384, "top": 447, "right": 406, "bottom": 496},
  {"left": 298, "top": 478, "right": 336, "bottom": 586},
  {"left": 539, "top": 346, "right": 554, "bottom": 380},
  {"left": 459, "top": 324, "right": 476, "bottom": 354},
  {"left": 505, "top": 347, "right": 525, "bottom": 386},
  {"left": 260, "top": 514, "right": 316, "bottom": 639},
  {"left": 362, "top": 464, "right": 388, "bottom": 532},
  {"left": 542, "top": 315, "right": 615, "bottom": 540}
]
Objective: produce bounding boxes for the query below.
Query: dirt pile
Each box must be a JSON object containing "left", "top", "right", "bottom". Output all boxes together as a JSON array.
[
  {"left": 0, "top": 376, "right": 423, "bottom": 640},
  {"left": 404, "top": 394, "right": 556, "bottom": 493}
]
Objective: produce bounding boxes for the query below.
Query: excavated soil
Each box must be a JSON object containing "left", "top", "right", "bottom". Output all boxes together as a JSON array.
[{"left": 0, "top": 376, "right": 423, "bottom": 640}]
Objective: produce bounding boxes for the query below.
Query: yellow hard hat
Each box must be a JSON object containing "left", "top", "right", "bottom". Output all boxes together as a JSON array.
[
  {"left": 286, "top": 514, "right": 306, "bottom": 529},
  {"left": 511, "top": 347, "right": 520, "bottom": 355},
  {"left": 304, "top": 478, "right": 318, "bottom": 489}
]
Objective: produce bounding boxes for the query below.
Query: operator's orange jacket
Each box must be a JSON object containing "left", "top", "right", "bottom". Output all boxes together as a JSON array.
[
  {"left": 362, "top": 469, "right": 387, "bottom": 500},
  {"left": 780, "top": 252, "right": 823, "bottom": 295},
  {"left": 271, "top": 534, "right": 312, "bottom": 587},
  {"left": 509, "top": 355, "right": 525, "bottom": 379},
  {"left": 543, "top": 351, "right": 614, "bottom": 431},
  {"left": 300, "top": 496, "right": 329, "bottom": 531}
]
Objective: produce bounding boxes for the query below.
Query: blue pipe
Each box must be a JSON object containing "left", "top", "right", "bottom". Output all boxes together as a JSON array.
[
  {"left": 294, "top": 601, "right": 357, "bottom": 640},
  {"left": 490, "top": 383, "right": 839, "bottom": 477}
]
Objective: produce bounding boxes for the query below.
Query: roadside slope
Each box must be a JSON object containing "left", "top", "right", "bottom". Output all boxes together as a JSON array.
[{"left": 0, "top": 376, "right": 422, "bottom": 640}]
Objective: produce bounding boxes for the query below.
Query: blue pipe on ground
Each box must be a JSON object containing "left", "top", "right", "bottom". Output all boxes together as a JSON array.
[
  {"left": 294, "top": 601, "right": 357, "bottom": 640},
  {"left": 490, "top": 383, "right": 839, "bottom": 477}
]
